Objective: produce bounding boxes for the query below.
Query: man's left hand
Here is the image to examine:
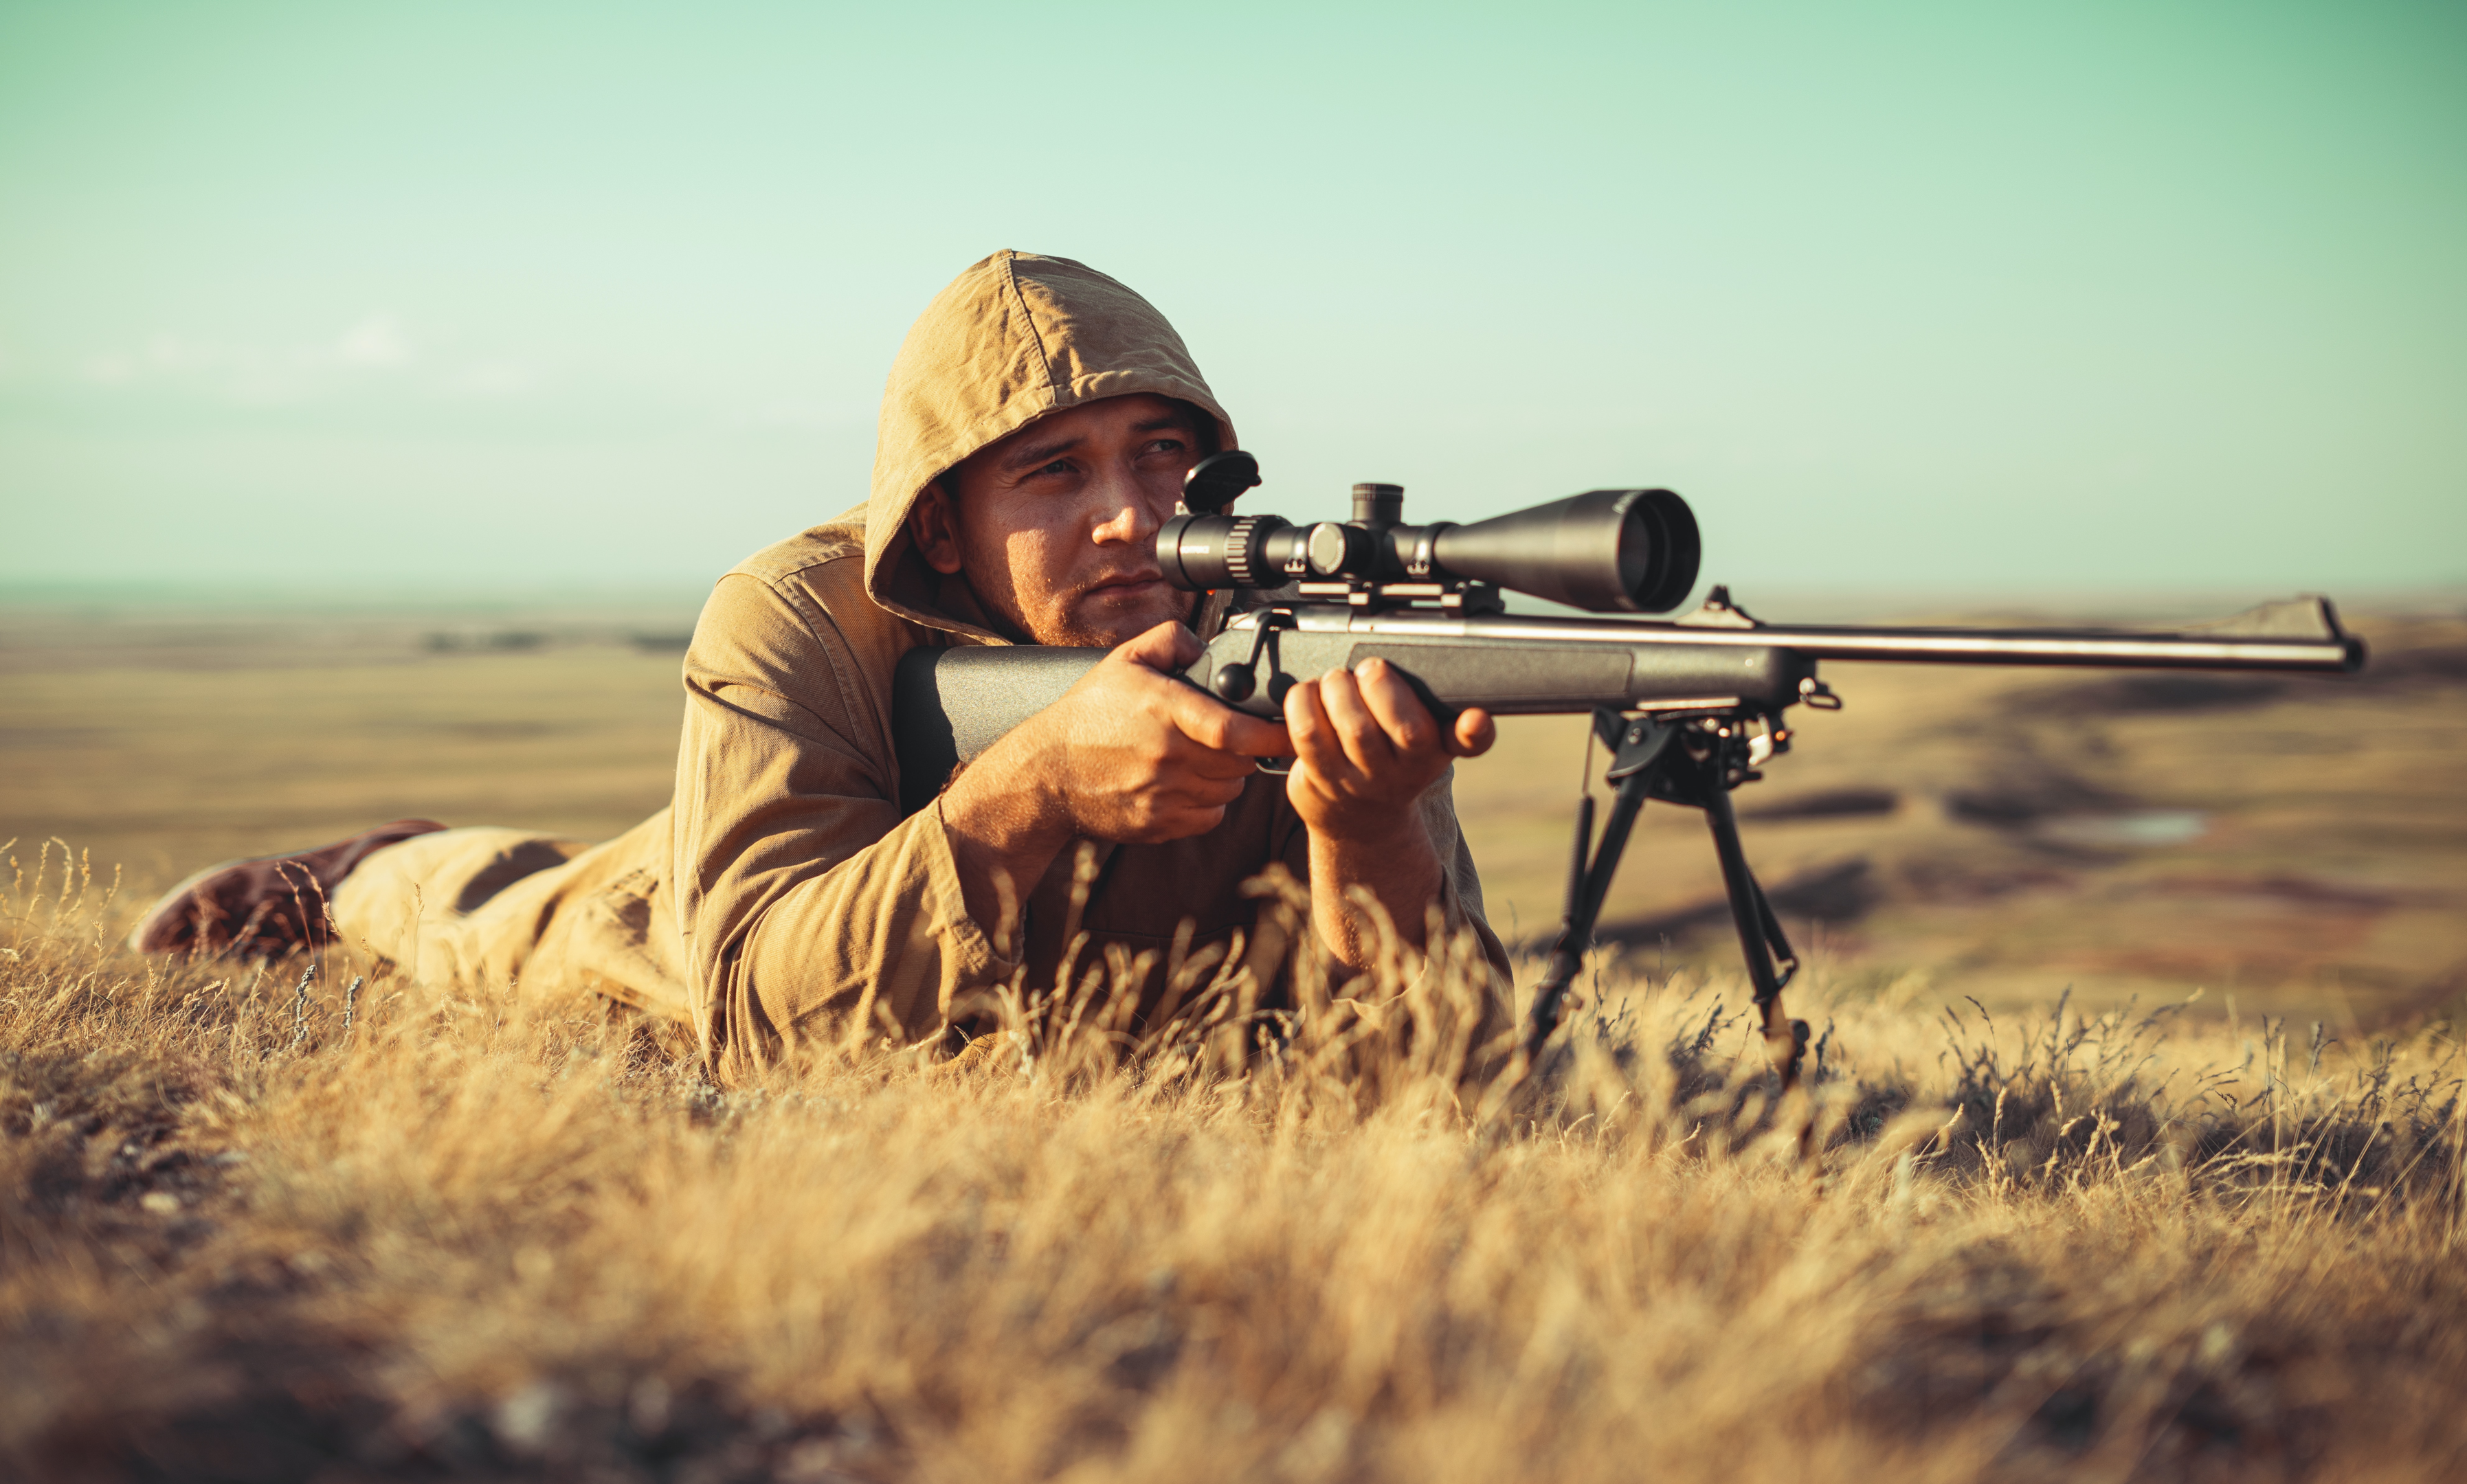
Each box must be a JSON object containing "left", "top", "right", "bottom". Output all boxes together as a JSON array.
[
  {"left": 1282, "top": 657, "right": 1495, "bottom": 967},
  {"left": 1282, "top": 657, "right": 1497, "bottom": 841}
]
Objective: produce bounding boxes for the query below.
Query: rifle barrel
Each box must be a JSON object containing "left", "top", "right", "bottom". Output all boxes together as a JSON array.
[{"left": 1325, "top": 609, "right": 2365, "bottom": 673}]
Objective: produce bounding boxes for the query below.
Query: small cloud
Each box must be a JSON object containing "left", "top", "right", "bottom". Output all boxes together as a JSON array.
[
  {"left": 72, "top": 313, "right": 444, "bottom": 403},
  {"left": 334, "top": 315, "right": 412, "bottom": 368}
]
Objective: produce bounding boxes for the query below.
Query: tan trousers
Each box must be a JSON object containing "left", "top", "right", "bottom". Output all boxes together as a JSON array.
[{"left": 332, "top": 810, "right": 691, "bottom": 1020}]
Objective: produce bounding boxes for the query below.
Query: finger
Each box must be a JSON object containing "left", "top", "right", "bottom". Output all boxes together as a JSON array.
[
  {"left": 1283, "top": 676, "right": 1351, "bottom": 782},
  {"left": 1451, "top": 706, "right": 1497, "bottom": 758},
  {"left": 1184, "top": 745, "right": 1263, "bottom": 782},
  {"left": 1351, "top": 657, "right": 1439, "bottom": 756},
  {"left": 1115, "top": 620, "right": 1202, "bottom": 673},
  {"left": 1164, "top": 770, "right": 1253, "bottom": 810},
  {"left": 1170, "top": 684, "right": 1295, "bottom": 757},
  {"left": 1315, "top": 667, "right": 1396, "bottom": 775}
]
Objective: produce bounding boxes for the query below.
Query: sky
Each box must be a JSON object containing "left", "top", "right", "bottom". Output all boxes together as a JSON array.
[{"left": 1, "top": 0, "right": 2460, "bottom": 605}]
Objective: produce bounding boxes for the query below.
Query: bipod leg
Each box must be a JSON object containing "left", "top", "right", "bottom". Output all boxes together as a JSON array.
[
  {"left": 1525, "top": 712, "right": 1678, "bottom": 1057},
  {"left": 1700, "top": 785, "right": 1809, "bottom": 1087}
]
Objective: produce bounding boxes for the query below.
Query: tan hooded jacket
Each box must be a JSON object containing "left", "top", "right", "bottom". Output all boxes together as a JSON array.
[{"left": 335, "top": 251, "right": 1508, "bottom": 1081}]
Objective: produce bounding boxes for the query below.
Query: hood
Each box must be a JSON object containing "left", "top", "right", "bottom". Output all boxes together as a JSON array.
[{"left": 862, "top": 251, "right": 1237, "bottom": 642}]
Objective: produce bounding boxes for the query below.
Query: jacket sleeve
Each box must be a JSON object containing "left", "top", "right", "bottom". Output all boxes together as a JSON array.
[
  {"left": 672, "top": 572, "right": 1012, "bottom": 1078},
  {"left": 1421, "top": 769, "right": 1519, "bottom": 1051}
]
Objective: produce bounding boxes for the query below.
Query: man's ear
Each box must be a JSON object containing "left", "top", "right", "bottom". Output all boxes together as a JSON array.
[{"left": 908, "top": 480, "right": 965, "bottom": 576}]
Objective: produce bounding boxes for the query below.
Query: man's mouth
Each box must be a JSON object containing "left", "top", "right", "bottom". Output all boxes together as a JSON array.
[{"left": 1082, "top": 572, "right": 1168, "bottom": 600}]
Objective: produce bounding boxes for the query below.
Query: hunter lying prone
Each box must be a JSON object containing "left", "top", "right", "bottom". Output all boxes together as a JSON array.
[{"left": 129, "top": 252, "right": 1517, "bottom": 1078}]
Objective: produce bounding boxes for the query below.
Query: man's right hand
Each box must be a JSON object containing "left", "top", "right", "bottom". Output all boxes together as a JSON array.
[{"left": 937, "top": 622, "right": 1293, "bottom": 928}]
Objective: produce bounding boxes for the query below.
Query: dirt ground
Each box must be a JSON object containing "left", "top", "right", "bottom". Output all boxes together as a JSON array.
[{"left": 4, "top": 594, "right": 2460, "bottom": 1027}]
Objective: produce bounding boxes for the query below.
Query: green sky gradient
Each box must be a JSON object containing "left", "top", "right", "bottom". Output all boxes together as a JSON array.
[{"left": 1, "top": 0, "right": 2459, "bottom": 601}]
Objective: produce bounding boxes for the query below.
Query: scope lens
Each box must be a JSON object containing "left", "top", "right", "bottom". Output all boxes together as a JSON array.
[{"left": 1620, "top": 488, "right": 1699, "bottom": 612}]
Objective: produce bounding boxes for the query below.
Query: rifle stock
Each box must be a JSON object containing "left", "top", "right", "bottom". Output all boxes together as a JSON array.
[{"left": 893, "top": 646, "right": 1106, "bottom": 818}]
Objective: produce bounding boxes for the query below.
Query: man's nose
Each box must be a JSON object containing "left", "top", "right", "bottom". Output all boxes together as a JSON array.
[{"left": 1089, "top": 466, "right": 1168, "bottom": 546}]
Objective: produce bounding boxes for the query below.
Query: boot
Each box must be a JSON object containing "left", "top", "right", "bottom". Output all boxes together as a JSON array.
[{"left": 128, "top": 820, "right": 449, "bottom": 958}]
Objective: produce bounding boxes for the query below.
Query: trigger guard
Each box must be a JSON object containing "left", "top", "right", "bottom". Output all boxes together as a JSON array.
[{"left": 1254, "top": 756, "right": 1293, "bottom": 776}]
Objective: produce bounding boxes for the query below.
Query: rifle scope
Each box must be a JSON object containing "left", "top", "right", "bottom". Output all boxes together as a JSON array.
[{"left": 1155, "top": 455, "right": 1701, "bottom": 614}]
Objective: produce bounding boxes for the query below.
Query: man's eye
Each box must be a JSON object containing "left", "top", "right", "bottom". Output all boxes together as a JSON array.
[{"left": 1034, "top": 459, "right": 1074, "bottom": 477}]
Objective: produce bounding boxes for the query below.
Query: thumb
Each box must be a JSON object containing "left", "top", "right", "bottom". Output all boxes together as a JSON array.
[
  {"left": 1115, "top": 619, "right": 1203, "bottom": 673},
  {"left": 1451, "top": 706, "right": 1497, "bottom": 758}
]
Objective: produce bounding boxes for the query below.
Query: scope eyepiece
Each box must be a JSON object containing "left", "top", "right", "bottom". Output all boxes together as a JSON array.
[
  {"left": 1157, "top": 512, "right": 1295, "bottom": 591},
  {"left": 1158, "top": 462, "right": 1700, "bottom": 614}
]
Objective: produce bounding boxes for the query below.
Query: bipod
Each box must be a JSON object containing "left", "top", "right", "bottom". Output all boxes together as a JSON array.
[
  {"left": 1523, "top": 711, "right": 1675, "bottom": 1059},
  {"left": 1523, "top": 707, "right": 1811, "bottom": 1088}
]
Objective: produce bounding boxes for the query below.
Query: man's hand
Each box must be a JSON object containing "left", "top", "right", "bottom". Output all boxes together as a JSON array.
[
  {"left": 1283, "top": 658, "right": 1495, "bottom": 969},
  {"left": 939, "top": 622, "right": 1293, "bottom": 935},
  {"left": 1283, "top": 657, "right": 1495, "bottom": 842}
]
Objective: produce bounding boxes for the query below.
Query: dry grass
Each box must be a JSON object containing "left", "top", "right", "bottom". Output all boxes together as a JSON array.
[{"left": 6, "top": 838, "right": 2466, "bottom": 1483}]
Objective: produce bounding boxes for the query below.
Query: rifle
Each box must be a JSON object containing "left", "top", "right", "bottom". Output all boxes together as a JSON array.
[{"left": 893, "top": 451, "right": 2367, "bottom": 1085}]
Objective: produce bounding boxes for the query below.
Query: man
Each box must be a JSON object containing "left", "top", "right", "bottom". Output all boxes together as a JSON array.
[{"left": 131, "top": 251, "right": 1511, "bottom": 1078}]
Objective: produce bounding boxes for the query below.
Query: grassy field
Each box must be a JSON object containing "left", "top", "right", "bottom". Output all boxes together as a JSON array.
[{"left": 4, "top": 598, "right": 2466, "bottom": 1481}]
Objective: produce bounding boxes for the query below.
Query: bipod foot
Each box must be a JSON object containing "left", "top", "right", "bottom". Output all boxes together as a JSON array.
[{"left": 1761, "top": 1007, "right": 1811, "bottom": 1090}]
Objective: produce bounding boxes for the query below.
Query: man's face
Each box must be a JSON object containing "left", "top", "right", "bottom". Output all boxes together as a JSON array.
[{"left": 908, "top": 393, "right": 1205, "bottom": 647}]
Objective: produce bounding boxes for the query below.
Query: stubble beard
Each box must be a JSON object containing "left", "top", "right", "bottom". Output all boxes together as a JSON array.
[
  {"left": 961, "top": 530, "right": 1194, "bottom": 649},
  {"left": 1031, "top": 583, "right": 1196, "bottom": 649}
]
